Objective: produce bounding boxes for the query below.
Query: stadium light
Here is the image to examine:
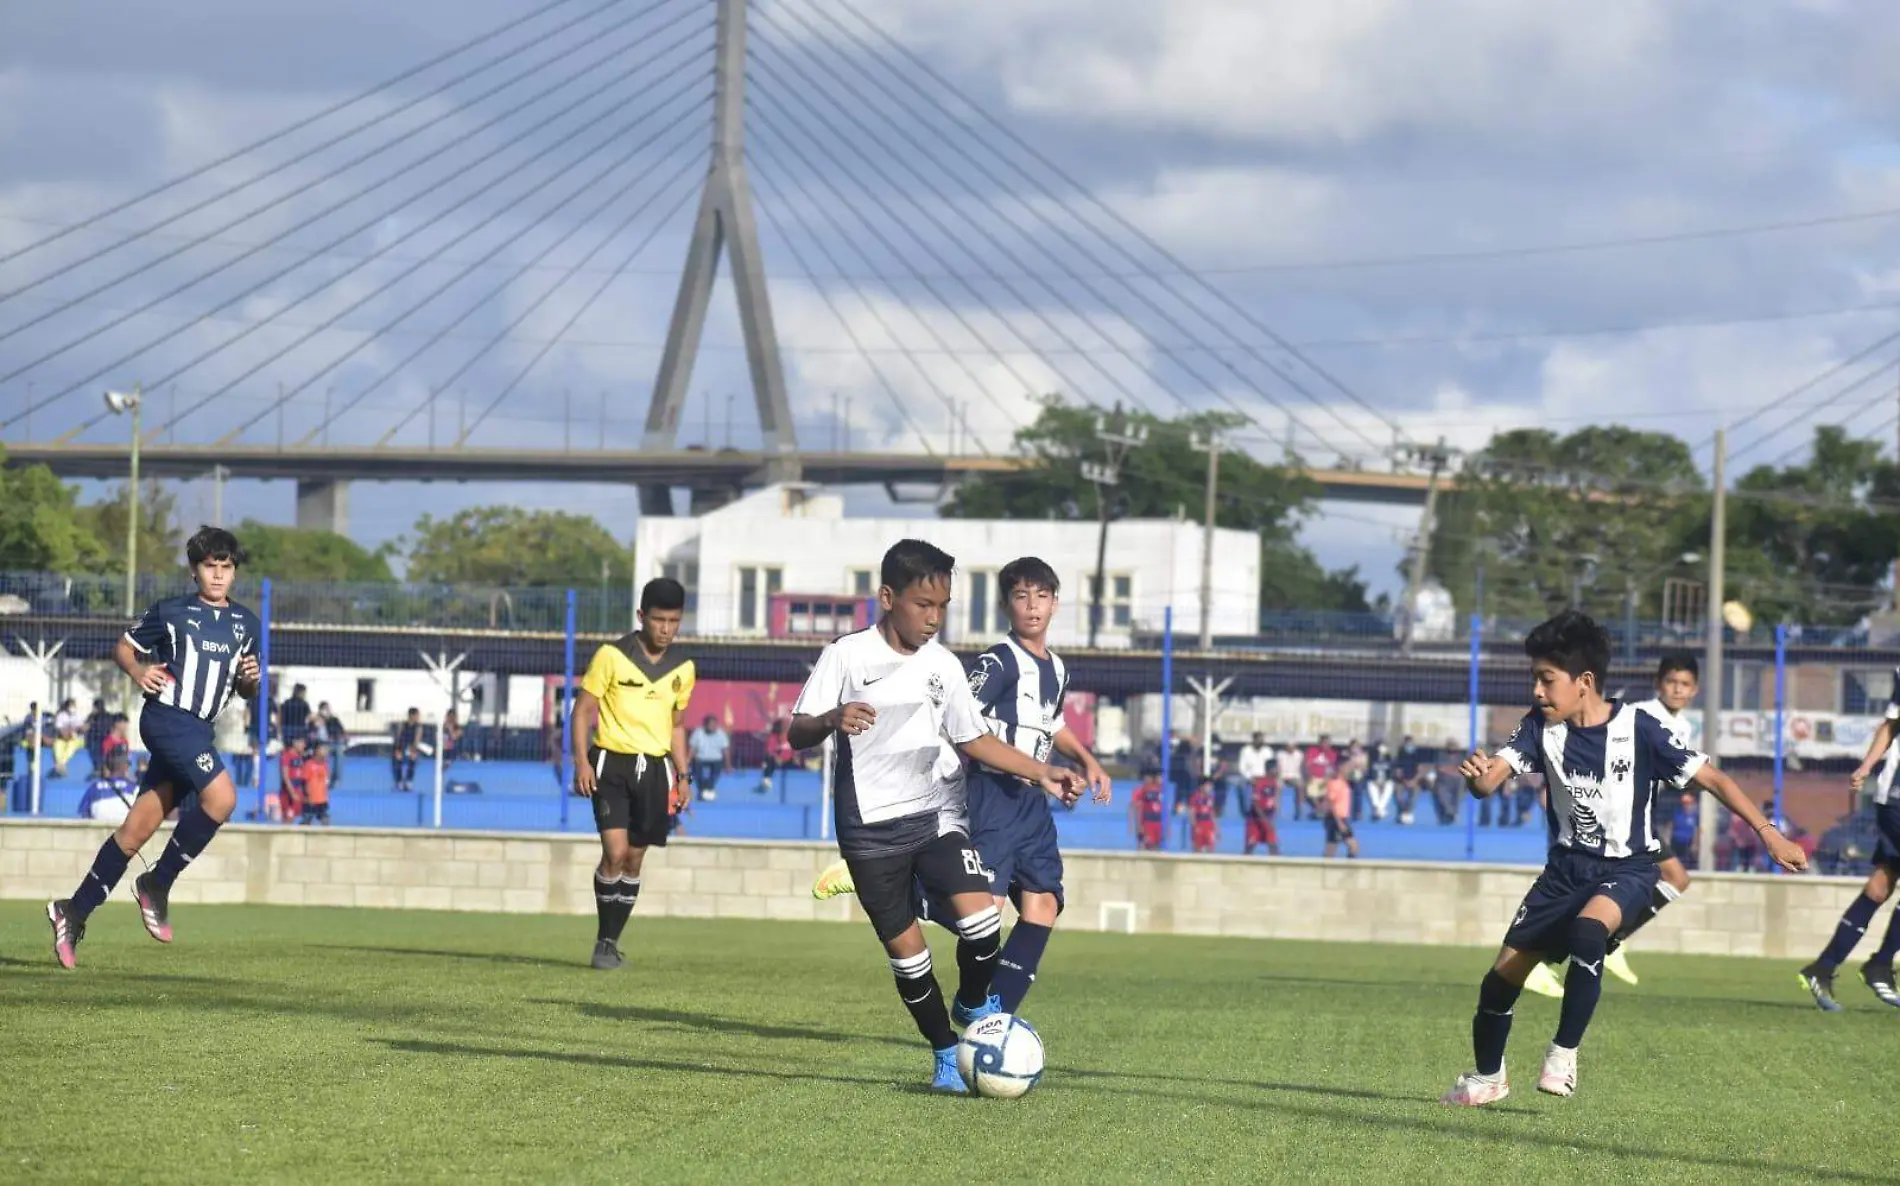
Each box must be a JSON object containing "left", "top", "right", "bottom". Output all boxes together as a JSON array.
[{"left": 103, "top": 384, "right": 144, "bottom": 617}]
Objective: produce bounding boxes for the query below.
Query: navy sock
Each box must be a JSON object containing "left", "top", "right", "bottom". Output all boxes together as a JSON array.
[
  {"left": 68, "top": 839, "right": 131, "bottom": 920},
  {"left": 1472, "top": 970, "right": 1520, "bottom": 1077},
  {"left": 1818, "top": 893, "right": 1882, "bottom": 969},
  {"left": 1874, "top": 905, "right": 1900, "bottom": 965},
  {"left": 953, "top": 905, "right": 1003, "bottom": 1009},
  {"left": 1555, "top": 919, "right": 1610, "bottom": 1049},
  {"left": 992, "top": 922, "right": 1052, "bottom": 1013},
  {"left": 150, "top": 806, "right": 222, "bottom": 891}
]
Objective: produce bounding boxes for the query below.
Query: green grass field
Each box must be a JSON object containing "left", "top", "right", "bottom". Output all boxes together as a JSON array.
[{"left": 1, "top": 901, "right": 1893, "bottom": 1184}]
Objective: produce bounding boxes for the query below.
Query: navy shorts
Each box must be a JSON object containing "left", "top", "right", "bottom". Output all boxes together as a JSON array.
[
  {"left": 1503, "top": 847, "right": 1661, "bottom": 958},
  {"left": 138, "top": 700, "right": 226, "bottom": 796},
  {"left": 919, "top": 772, "right": 1064, "bottom": 926},
  {"left": 1874, "top": 803, "right": 1900, "bottom": 867}
]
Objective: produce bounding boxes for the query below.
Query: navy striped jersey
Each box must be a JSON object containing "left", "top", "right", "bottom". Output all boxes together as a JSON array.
[
  {"left": 1877, "top": 666, "right": 1900, "bottom": 806},
  {"left": 124, "top": 595, "right": 259, "bottom": 722},
  {"left": 967, "top": 635, "right": 1069, "bottom": 777},
  {"left": 1498, "top": 701, "right": 1706, "bottom": 859}
]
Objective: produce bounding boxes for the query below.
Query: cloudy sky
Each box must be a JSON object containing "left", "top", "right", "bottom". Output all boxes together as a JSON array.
[{"left": 4, "top": 0, "right": 1900, "bottom": 596}]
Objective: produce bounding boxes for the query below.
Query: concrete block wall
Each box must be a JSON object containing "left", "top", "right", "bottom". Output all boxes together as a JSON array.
[{"left": 0, "top": 820, "right": 1879, "bottom": 962}]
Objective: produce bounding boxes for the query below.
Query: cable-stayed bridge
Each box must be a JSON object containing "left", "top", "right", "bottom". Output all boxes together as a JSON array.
[{"left": 0, "top": 0, "right": 1435, "bottom": 529}]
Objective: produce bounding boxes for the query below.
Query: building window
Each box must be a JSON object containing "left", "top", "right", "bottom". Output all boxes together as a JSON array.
[
  {"left": 355, "top": 679, "right": 374, "bottom": 713},
  {"left": 1087, "top": 573, "right": 1134, "bottom": 629},
  {"left": 660, "top": 561, "right": 700, "bottom": 622},
  {"left": 848, "top": 568, "right": 875, "bottom": 597},
  {"left": 737, "top": 565, "right": 783, "bottom": 633},
  {"left": 1843, "top": 667, "right": 1891, "bottom": 716},
  {"left": 966, "top": 570, "right": 1009, "bottom": 637}
]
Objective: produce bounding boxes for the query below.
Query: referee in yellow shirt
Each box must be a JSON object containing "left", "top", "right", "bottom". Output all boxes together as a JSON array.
[{"left": 572, "top": 577, "right": 695, "bottom": 969}]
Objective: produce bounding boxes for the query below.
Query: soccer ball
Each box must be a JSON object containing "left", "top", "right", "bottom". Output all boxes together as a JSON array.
[{"left": 956, "top": 1013, "right": 1044, "bottom": 1098}]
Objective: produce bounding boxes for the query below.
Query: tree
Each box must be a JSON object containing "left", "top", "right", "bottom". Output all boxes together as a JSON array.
[
  {"left": 0, "top": 445, "right": 111, "bottom": 572},
  {"left": 943, "top": 396, "right": 1370, "bottom": 612},
  {"left": 1428, "top": 426, "right": 1706, "bottom": 621},
  {"left": 235, "top": 520, "right": 395, "bottom": 582},
  {"left": 76, "top": 480, "right": 184, "bottom": 576},
  {"left": 404, "top": 506, "right": 631, "bottom": 588},
  {"left": 1724, "top": 426, "right": 1900, "bottom": 626}
]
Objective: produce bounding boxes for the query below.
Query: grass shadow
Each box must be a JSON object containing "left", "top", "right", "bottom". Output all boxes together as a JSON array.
[
  {"left": 315, "top": 944, "right": 565, "bottom": 970},
  {"left": 530, "top": 999, "right": 914, "bottom": 1049},
  {"left": 375, "top": 1037, "right": 919, "bottom": 1092}
]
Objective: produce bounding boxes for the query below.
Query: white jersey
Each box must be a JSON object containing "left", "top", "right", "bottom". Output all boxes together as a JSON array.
[
  {"left": 794, "top": 628, "right": 985, "bottom": 858},
  {"left": 1499, "top": 702, "right": 1707, "bottom": 859},
  {"left": 1877, "top": 667, "right": 1900, "bottom": 806},
  {"left": 1631, "top": 698, "right": 1691, "bottom": 745}
]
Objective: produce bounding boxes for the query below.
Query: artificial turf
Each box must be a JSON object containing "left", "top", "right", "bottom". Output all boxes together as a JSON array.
[{"left": 1, "top": 902, "right": 1891, "bottom": 1183}]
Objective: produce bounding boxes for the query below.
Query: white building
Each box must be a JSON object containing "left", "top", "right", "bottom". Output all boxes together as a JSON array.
[{"left": 635, "top": 484, "right": 1261, "bottom": 648}]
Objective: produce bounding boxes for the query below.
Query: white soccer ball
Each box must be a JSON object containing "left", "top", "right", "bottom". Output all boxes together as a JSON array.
[{"left": 956, "top": 1013, "right": 1044, "bottom": 1098}]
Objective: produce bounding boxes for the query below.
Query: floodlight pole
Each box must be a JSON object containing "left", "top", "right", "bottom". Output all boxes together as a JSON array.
[
  {"left": 1698, "top": 429, "right": 1728, "bottom": 874},
  {"left": 1085, "top": 404, "right": 1146, "bottom": 649}
]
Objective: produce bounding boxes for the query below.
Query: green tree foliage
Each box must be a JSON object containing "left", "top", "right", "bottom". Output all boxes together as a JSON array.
[
  {"left": 0, "top": 445, "right": 111, "bottom": 572},
  {"left": 1428, "top": 426, "right": 1706, "bottom": 620},
  {"left": 943, "top": 397, "right": 1372, "bottom": 612},
  {"left": 404, "top": 506, "right": 630, "bottom": 588},
  {"left": 234, "top": 520, "right": 395, "bottom": 582},
  {"left": 75, "top": 480, "right": 184, "bottom": 575},
  {"left": 1725, "top": 426, "right": 1900, "bottom": 626}
]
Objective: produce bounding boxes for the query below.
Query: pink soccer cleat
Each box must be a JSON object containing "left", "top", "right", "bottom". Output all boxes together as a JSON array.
[
  {"left": 1537, "top": 1044, "right": 1578, "bottom": 1097},
  {"left": 46, "top": 900, "right": 84, "bottom": 969}
]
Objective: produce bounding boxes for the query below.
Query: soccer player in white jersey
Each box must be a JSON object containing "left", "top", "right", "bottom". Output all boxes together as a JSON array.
[
  {"left": 1522, "top": 652, "right": 1701, "bottom": 997},
  {"left": 1797, "top": 664, "right": 1900, "bottom": 1010},
  {"left": 1441, "top": 612, "right": 1805, "bottom": 1106},
  {"left": 788, "top": 540, "right": 1083, "bottom": 1093},
  {"left": 812, "top": 557, "right": 1112, "bottom": 1015},
  {"left": 47, "top": 527, "right": 262, "bottom": 968}
]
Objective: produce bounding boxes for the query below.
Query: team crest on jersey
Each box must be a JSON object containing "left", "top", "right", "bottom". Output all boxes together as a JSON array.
[
  {"left": 232, "top": 622, "right": 246, "bottom": 643},
  {"left": 195, "top": 752, "right": 214, "bottom": 773},
  {"left": 925, "top": 672, "right": 945, "bottom": 706},
  {"left": 1610, "top": 756, "right": 1632, "bottom": 779},
  {"left": 672, "top": 675, "right": 682, "bottom": 692}
]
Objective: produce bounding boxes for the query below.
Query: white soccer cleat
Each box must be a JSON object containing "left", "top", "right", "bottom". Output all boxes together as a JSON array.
[
  {"left": 1522, "top": 960, "right": 1565, "bottom": 999},
  {"left": 1440, "top": 1069, "right": 1509, "bottom": 1107},
  {"left": 1603, "top": 948, "right": 1638, "bottom": 986},
  {"left": 1537, "top": 1043, "right": 1577, "bottom": 1097}
]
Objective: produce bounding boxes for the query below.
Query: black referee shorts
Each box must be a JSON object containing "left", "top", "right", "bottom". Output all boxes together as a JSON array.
[
  {"left": 589, "top": 746, "right": 674, "bottom": 847},
  {"left": 847, "top": 832, "right": 992, "bottom": 944}
]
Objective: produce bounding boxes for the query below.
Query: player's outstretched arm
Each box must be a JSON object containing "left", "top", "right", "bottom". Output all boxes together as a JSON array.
[
  {"left": 1691, "top": 763, "right": 1808, "bottom": 872},
  {"left": 1850, "top": 719, "right": 1897, "bottom": 793},
  {"left": 788, "top": 703, "right": 875, "bottom": 751},
  {"left": 957, "top": 734, "right": 1083, "bottom": 805},
  {"left": 1053, "top": 728, "right": 1113, "bottom": 804},
  {"left": 1459, "top": 750, "right": 1515, "bottom": 798}
]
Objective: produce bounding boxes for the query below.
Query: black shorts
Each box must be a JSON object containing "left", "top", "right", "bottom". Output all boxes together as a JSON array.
[
  {"left": 1504, "top": 848, "right": 1661, "bottom": 958},
  {"left": 1873, "top": 802, "right": 1900, "bottom": 867},
  {"left": 1324, "top": 815, "right": 1354, "bottom": 843},
  {"left": 589, "top": 747, "right": 674, "bottom": 847},
  {"left": 847, "top": 832, "right": 992, "bottom": 944}
]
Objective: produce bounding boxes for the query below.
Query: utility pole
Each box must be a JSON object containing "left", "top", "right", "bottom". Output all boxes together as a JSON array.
[
  {"left": 1698, "top": 428, "right": 1728, "bottom": 873},
  {"left": 1398, "top": 437, "right": 1456, "bottom": 655},
  {"left": 1083, "top": 403, "right": 1147, "bottom": 649},
  {"left": 1191, "top": 429, "right": 1223, "bottom": 650}
]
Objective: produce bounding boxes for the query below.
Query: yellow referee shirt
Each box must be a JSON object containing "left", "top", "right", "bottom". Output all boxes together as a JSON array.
[{"left": 580, "top": 634, "right": 696, "bottom": 757}]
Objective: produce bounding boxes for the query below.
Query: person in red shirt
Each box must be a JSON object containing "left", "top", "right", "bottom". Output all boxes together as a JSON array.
[
  {"left": 300, "top": 742, "right": 332, "bottom": 826},
  {"left": 1190, "top": 778, "right": 1219, "bottom": 853},
  {"left": 278, "top": 735, "right": 306, "bottom": 823},
  {"left": 1245, "top": 770, "right": 1281, "bottom": 856},
  {"left": 758, "top": 718, "right": 796, "bottom": 795},
  {"left": 1130, "top": 769, "right": 1167, "bottom": 851},
  {"left": 1300, "top": 734, "right": 1338, "bottom": 821}
]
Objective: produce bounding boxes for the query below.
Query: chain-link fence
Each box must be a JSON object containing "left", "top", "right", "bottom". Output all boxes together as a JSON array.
[{"left": 3, "top": 574, "right": 1891, "bottom": 873}]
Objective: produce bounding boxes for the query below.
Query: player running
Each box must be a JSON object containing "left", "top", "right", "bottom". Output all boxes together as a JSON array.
[
  {"left": 1441, "top": 611, "right": 1804, "bottom": 1106},
  {"left": 810, "top": 557, "right": 1112, "bottom": 1019},
  {"left": 47, "top": 526, "right": 262, "bottom": 968},
  {"left": 790, "top": 541, "right": 1082, "bottom": 1094},
  {"left": 1797, "top": 663, "right": 1900, "bottom": 1011},
  {"left": 1522, "top": 652, "right": 1701, "bottom": 997}
]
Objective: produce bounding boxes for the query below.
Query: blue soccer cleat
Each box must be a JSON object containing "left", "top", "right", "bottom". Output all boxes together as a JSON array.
[
  {"left": 930, "top": 1046, "right": 969, "bottom": 1094},
  {"left": 951, "top": 993, "right": 1002, "bottom": 1029}
]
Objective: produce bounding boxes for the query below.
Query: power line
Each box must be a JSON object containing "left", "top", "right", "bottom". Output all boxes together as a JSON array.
[
  {"left": 0, "top": 0, "right": 600, "bottom": 271},
  {"left": 10, "top": 16, "right": 712, "bottom": 435},
  {"left": 1727, "top": 347, "right": 1900, "bottom": 467},
  {"left": 1696, "top": 323, "right": 1900, "bottom": 454}
]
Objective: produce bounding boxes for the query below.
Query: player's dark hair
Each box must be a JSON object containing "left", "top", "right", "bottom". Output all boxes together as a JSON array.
[
  {"left": 1656, "top": 651, "right": 1699, "bottom": 682},
  {"left": 640, "top": 577, "right": 687, "bottom": 613},
  {"left": 1524, "top": 610, "right": 1613, "bottom": 687},
  {"left": 998, "top": 556, "right": 1060, "bottom": 599},
  {"left": 186, "top": 525, "right": 246, "bottom": 568},
  {"left": 880, "top": 538, "right": 955, "bottom": 593}
]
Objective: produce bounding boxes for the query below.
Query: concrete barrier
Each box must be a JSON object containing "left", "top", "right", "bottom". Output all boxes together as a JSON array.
[{"left": 0, "top": 819, "right": 1876, "bottom": 961}]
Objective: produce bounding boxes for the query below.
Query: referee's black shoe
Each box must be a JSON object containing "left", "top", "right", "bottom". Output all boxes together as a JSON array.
[{"left": 591, "top": 939, "right": 624, "bottom": 971}]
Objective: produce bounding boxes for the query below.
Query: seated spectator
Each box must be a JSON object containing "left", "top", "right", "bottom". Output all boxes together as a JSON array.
[
  {"left": 688, "top": 714, "right": 730, "bottom": 802},
  {"left": 758, "top": 718, "right": 795, "bottom": 794},
  {"left": 76, "top": 752, "right": 137, "bottom": 825},
  {"left": 51, "top": 698, "right": 82, "bottom": 778}
]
